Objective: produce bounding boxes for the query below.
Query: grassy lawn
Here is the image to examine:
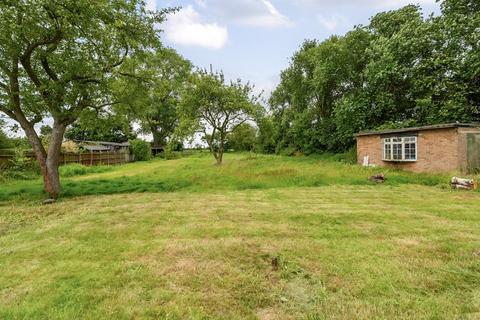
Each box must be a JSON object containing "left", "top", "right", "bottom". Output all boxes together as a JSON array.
[
  {"left": 1, "top": 153, "right": 480, "bottom": 319},
  {"left": 0, "top": 152, "right": 455, "bottom": 201}
]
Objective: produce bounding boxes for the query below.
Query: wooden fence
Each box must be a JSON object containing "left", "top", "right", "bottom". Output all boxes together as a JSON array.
[{"left": 0, "top": 151, "right": 131, "bottom": 168}]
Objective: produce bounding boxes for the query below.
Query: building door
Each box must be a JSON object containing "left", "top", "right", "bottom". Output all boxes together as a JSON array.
[{"left": 467, "top": 133, "right": 480, "bottom": 173}]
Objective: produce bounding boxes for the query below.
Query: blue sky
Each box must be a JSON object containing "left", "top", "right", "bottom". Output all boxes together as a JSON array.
[{"left": 151, "top": 0, "right": 440, "bottom": 98}]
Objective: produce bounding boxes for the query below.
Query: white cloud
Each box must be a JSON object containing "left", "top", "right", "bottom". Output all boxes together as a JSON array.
[
  {"left": 194, "top": 0, "right": 207, "bottom": 9},
  {"left": 317, "top": 14, "right": 350, "bottom": 31},
  {"left": 145, "top": 0, "right": 156, "bottom": 11},
  {"left": 235, "top": 0, "right": 292, "bottom": 28},
  {"left": 299, "top": 0, "right": 436, "bottom": 8},
  {"left": 164, "top": 5, "right": 228, "bottom": 50},
  {"left": 200, "top": 0, "right": 292, "bottom": 28}
]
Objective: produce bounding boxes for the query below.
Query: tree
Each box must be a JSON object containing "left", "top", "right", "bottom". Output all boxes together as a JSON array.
[
  {"left": 0, "top": 0, "right": 167, "bottom": 199},
  {"left": 269, "top": 28, "right": 371, "bottom": 154},
  {"left": 255, "top": 116, "right": 276, "bottom": 154},
  {"left": 115, "top": 49, "right": 191, "bottom": 148},
  {"left": 65, "top": 110, "right": 135, "bottom": 143},
  {"left": 179, "top": 71, "right": 263, "bottom": 164},
  {"left": 226, "top": 123, "right": 257, "bottom": 152},
  {"left": 268, "top": 0, "right": 480, "bottom": 155}
]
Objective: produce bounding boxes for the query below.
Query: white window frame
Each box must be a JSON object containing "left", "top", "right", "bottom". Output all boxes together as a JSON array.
[{"left": 382, "top": 136, "right": 417, "bottom": 162}]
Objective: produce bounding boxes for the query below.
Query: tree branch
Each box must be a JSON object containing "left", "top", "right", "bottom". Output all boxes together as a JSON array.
[
  {"left": 40, "top": 55, "right": 59, "bottom": 81},
  {"left": 20, "top": 26, "right": 63, "bottom": 88},
  {"left": 0, "top": 80, "right": 8, "bottom": 91},
  {"left": 0, "top": 104, "right": 16, "bottom": 120}
]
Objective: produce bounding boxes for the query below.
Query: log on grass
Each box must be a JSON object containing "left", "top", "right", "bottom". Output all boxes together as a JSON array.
[
  {"left": 369, "top": 173, "right": 386, "bottom": 183},
  {"left": 451, "top": 177, "right": 477, "bottom": 190}
]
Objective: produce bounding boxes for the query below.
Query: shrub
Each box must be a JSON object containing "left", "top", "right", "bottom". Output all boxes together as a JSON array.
[
  {"left": 278, "top": 146, "right": 302, "bottom": 157},
  {"left": 329, "top": 147, "right": 357, "bottom": 164},
  {"left": 129, "top": 139, "right": 152, "bottom": 161},
  {"left": 62, "top": 140, "right": 80, "bottom": 153},
  {"left": 168, "top": 140, "right": 184, "bottom": 152},
  {"left": 226, "top": 123, "right": 256, "bottom": 151},
  {"left": 3, "top": 148, "right": 39, "bottom": 180}
]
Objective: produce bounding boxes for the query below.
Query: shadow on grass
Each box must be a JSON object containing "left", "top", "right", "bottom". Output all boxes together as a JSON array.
[
  {"left": 0, "top": 170, "right": 453, "bottom": 203},
  {"left": 0, "top": 177, "right": 194, "bottom": 202}
]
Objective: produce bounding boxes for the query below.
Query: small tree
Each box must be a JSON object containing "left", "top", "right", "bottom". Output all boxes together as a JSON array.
[
  {"left": 179, "top": 71, "right": 263, "bottom": 165},
  {"left": 129, "top": 139, "right": 152, "bottom": 161}
]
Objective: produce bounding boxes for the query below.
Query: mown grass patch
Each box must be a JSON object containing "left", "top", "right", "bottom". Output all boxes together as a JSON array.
[{"left": 1, "top": 186, "right": 480, "bottom": 319}]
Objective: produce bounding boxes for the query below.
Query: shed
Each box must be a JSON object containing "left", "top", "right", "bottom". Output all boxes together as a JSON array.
[
  {"left": 355, "top": 123, "right": 480, "bottom": 173},
  {"left": 75, "top": 140, "right": 130, "bottom": 153}
]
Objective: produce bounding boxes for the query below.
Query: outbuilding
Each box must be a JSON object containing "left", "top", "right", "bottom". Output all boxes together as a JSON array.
[{"left": 355, "top": 123, "right": 480, "bottom": 173}]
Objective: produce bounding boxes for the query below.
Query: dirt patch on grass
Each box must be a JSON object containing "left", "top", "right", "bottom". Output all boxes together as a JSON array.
[
  {"left": 256, "top": 307, "right": 293, "bottom": 320},
  {"left": 396, "top": 237, "right": 421, "bottom": 247}
]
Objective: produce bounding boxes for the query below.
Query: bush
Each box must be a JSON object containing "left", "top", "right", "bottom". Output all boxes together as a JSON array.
[
  {"left": 329, "top": 147, "right": 357, "bottom": 164},
  {"left": 278, "top": 146, "right": 301, "bottom": 157},
  {"left": 168, "top": 140, "right": 184, "bottom": 152},
  {"left": 2, "top": 148, "right": 39, "bottom": 180},
  {"left": 226, "top": 123, "right": 257, "bottom": 151},
  {"left": 129, "top": 139, "right": 152, "bottom": 161},
  {"left": 62, "top": 140, "right": 80, "bottom": 153}
]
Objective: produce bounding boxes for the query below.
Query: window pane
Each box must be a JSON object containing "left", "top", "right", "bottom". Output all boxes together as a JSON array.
[
  {"left": 405, "top": 143, "right": 416, "bottom": 160},
  {"left": 393, "top": 143, "right": 402, "bottom": 160},
  {"left": 384, "top": 144, "right": 391, "bottom": 160}
]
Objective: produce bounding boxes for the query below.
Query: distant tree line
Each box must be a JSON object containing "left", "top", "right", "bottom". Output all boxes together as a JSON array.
[{"left": 260, "top": 0, "right": 480, "bottom": 155}]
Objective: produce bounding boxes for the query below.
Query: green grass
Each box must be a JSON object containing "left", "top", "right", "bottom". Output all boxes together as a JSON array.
[
  {"left": 1, "top": 153, "right": 480, "bottom": 319},
  {"left": 0, "top": 152, "right": 460, "bottom": 201}
]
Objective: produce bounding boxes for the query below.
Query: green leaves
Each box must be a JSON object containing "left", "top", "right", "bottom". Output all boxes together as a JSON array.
[
  {"left": 0, "top": 0, "right": 167, "bottom": 123},
  {"left": 178, "top": 71, "right": 263, "bottom": 163},
  {"left": 113, "top": 48, "right": 192, "bottom": 147},
  {"left": 268, "top": 0, "right": 480, "bottom": 155}
]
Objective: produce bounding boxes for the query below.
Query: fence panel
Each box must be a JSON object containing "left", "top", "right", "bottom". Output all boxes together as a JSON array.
[{"left": 0, "top": 151, "right": 131, "bottom": 167}]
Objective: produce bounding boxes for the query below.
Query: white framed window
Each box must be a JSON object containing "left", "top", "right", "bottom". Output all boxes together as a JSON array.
[{"left": 382, "top": 136, "right": 417, "bottom": 161}]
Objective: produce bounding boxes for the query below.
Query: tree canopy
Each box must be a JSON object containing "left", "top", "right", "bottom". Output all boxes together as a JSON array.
[
  {"left": 64, "top": 110, "right": 135, "bottom": 143},
  {"left": 114, "top": 48, "right": 192, "bottom": 147},
  {"left": 179, "top": 71, "right": 262, "bottom": 164},
  {"left": 0, "top": 0, "right": 168, "bottom": 198},
  {"left": 264, "top": 0, "right": 480, "bottom": 155}
]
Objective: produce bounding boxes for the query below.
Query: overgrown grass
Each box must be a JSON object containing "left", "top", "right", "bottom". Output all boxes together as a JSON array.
[
  {"left": 59, "top": 163, "right": 112, "bottom": 177},
  {"left": 0, "top": 152, "right": 461, "bottom": 202}
]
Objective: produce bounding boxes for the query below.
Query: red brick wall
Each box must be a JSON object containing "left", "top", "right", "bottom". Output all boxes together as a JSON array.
[{"left": 356, "top": 128, "right": 462, "bottom": 173}]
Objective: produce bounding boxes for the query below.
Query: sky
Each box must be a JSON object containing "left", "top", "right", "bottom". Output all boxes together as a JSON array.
[
  {"left": 151, "top": 0, "right": 440, "bottom": 98},
  {"left": 2, "top": 0, "right": 441, "bottom": 138}
]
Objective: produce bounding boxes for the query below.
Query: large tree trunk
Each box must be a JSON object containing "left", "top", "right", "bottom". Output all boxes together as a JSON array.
[
  {"left": 19, "top": 118, "right": 66, "bottom": 200},
  {"left": 152, "top": 129, "right": 166, "bottom": 148},
  {"left": 216, "top": 151, "right": 223, "bottom": 165},
  {"left": 19, "top": 120, "right": 50, "bottom": 192},
  {"left": 44, "top": 121, "right": 67, "bottom": 199}
]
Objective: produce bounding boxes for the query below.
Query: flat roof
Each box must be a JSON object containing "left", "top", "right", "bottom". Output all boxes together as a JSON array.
[
  {"left": 75, "top": 140, "right": 130, "bottom": 147},
  {"left": 355, "top": 123, "right": 480, "bottom": 137}
]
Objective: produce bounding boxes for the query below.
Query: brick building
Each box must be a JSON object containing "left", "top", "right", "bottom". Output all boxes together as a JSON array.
[{"left": 355, "top": 123, "right": 480, "bottom": 173}]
